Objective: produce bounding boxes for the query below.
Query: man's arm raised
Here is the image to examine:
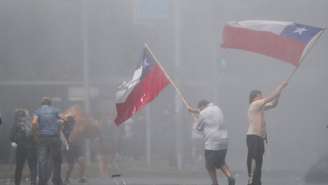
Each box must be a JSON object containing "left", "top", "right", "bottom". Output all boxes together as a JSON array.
[
  {"left": 260, "top": 81, "right": 288, "bottom": 110},
  {"left": 263, "top": 94, "right": 280, "bottom": 110}
]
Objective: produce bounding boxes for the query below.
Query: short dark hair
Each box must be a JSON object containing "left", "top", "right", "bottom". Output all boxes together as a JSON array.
[
  {"left": 41, "top": 97, "right": 52, "bottom": 106},
  {"left": 249, "top": 90, "right": 262, "bottom": 104},
  {"left": 197, "top": 99, "right": 210, "bottom": 109}
]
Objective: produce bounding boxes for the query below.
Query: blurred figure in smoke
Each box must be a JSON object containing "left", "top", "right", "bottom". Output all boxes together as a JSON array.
[
  {"left": 121, "top": 118, "right": 135, "bottom": 159},
  {"left": 188, "top": 100, "right": 235, "bottom": 185},
  {"left": 10, "top": 109, "right": 37, "bottom": 185},
  {"left": 32, "top": 97, "right": 68, "bottom": 185},
  {"left": 61, "top": 113, "right": 88, "bottom": 184},
  {"left": 246, "top": 81, "right": 288, "bottom": 185},
  {"left": 62, "top": 105, "right": 89, "bottom": 183},
  {"left": 93, "top": 120, "right": 111, "bottom": 177},
  {"left": 62, "top": 105, "right": 112, "bottom": 180}
]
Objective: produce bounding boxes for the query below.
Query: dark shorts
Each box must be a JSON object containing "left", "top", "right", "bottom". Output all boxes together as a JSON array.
[
  {"left": 204, "top": 149, "right": 227, "bottom": 169},
  {"left": 246, "top": 135, "right": 265, "bottom": 158},
  {"left": 64, "top": 141, "right": 86, "bottom": 164}
]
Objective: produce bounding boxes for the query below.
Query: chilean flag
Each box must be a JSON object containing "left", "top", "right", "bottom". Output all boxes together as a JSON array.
[
  {"left": 222, "top": 20, "right": 324, "bottom": 66},
  {"left": 114, "top": 47, "right": 170, "bottom": 125}
]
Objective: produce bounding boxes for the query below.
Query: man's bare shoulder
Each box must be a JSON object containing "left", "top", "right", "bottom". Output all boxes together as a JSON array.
[{"left": 249, "top": 99, "right": 266, "bottom": 111}]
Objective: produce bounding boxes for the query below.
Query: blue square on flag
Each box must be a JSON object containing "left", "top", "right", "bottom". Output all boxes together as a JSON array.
[
  {"left": 280, "top": 23, "right": 323, "bottom": 44},
  {"left": 222, "top": 20, "right": 324, "bottom": 66}
]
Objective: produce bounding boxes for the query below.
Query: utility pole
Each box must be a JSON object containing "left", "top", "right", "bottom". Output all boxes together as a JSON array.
[
  {"left": 82, "top": 0, "right": 90, "bottom": 113},
  {"left": 145, "top": 106, "right": 151, "bottom": 167},
  {"left": 81, "top": 0, "right": 91, "bottom": 165},
  {"left": 174, "top": 0, "right": 183, "bottom": 171}
]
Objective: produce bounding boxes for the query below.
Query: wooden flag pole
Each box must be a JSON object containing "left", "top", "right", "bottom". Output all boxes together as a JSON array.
[
  {"left": 144, "top": 43, "right": 192, "bottom": 110},
  {"left": 286, "top": 29, "right": 326, "bottom": 82}
]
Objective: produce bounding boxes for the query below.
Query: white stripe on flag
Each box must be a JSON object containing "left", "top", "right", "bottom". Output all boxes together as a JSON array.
[
  {"left": 229, "top": 20, "right": 292, "bottom": 34},
  {"left": 115, "top": 66, "right": 143, "bottom": 103}
]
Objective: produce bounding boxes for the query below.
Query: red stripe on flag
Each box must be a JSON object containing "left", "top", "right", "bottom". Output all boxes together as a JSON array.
[
  {"left": 222, "top": 25, "right": 305, "bottom": 66},
  {"left": 115, "top": 64, "right": 170, "bottom": 125}
]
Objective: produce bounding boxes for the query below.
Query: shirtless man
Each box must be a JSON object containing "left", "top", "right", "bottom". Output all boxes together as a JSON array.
[{"left": 246, "top": 81, "right": 288, "bottom": 185}]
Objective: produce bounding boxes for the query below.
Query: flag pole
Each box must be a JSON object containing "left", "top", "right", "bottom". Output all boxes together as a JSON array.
[
  {"left": 287, "top": 29, "right": 326, "bottom": 82},
  {"left": 144, "top": 43, "right": 192, "bottom": 110}
]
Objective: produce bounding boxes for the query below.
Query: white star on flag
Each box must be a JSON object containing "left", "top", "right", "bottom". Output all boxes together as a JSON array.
[
  {"left": 144, "top": 58, "right": 150, "bottom": 67},
  {"left": 294, "top": 27, "right": 307, "bottom": 35}
]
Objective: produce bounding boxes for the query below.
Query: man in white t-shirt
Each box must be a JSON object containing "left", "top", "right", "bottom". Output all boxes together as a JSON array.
[
  {"left": 246, "top": 81, "right": 288, "bottom": 185},
  {"left": 188, "top": 100, "right": 235, "bottom": 185}
]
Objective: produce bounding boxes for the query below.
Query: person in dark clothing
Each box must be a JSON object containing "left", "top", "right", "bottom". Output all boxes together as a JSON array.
[
  {"left": 10, "top": 109, "right": 37, "bottom": 185},
  {"left": 32, "top": 97, "right": 67, "bottom": 185},
  {"left": 62, "top": 114, "right": 87, "bottom": 184},
  {"left": 62, "top": 114, "right": 75, "bottom": 184}
]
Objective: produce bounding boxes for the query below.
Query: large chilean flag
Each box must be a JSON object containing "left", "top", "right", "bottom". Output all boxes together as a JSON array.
[
  {"left": 114, "top": 47, "right": 170, "bottom": 125},
  {"left": 222, "top": 20, "right": 324, "bottom": 66}
]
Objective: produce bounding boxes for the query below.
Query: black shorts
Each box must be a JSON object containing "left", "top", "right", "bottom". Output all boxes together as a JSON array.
[
  {"left": 64, "top": 141, "right": 86, "bottom": 164},
  {"left": 246, "top": 135, "right": 265, "bottom": 158},
  {"left": 204, "top": 149, "right": 227, "bottom": 169}
]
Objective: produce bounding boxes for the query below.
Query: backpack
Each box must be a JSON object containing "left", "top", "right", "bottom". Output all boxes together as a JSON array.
[{"left": 14, "top": 119, "right": 33, "bottom": 143}]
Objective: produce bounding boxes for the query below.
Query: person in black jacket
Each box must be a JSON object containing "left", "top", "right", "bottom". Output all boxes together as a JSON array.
[{"left": 10, "top": 109, "right": 37, "bottom": 185}]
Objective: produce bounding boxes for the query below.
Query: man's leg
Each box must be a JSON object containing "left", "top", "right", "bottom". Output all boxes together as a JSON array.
[
  {"left": 78, "top": 157, "right": 87, "bottom": 182},
  {"left": 247, "top": 135, "right": 264, "bottom": 185},
  {"left": 220, "top": 164, "right": 235, "bottom": 185},
  {"left": 247, "top": 155, "right": 257, "bottom": 185},
  {"left": 64, "top": 162, "right": 74, "bottom": 184},
  {"left": 205, "top": 150, "right": 218, "bottom": 185},
  {"left": 27, "top": 147, "right": 37, "bottom": 185},
  {"left": 51, "top": 138, "right": 63, "bottom": 185},
  {"left": 64, "top": 148, "right": 75, "bottom": 184},
  {"left": 38, "top": 139, "right": 50, "bottom": 185},
  {"left": 77, "top": 140, "right": 87, "bottom": 183},
  {"left": 206, "top": 167, "right": 218, "bottom": 185},
  {"left": 247, "top": 135, "right": 257, "bottom": 185},
  {"left": 253, "top": 154, "right": 263, "bottom": 185},
  {"left": 15, "top": 147, "right": 26, "bottom": 185}
]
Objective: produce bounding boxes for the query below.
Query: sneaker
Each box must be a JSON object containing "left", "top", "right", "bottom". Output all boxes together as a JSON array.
[{"left": 228, "top": 177, "right": 235, "bottom": 185}]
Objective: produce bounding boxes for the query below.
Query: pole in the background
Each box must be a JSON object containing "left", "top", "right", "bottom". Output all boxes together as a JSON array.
[
  {"left": 144, "top": 43, "right": 189, "bottom": 170},
  {"left": 173, "top": 0, "right": 183, "bottom": 171},
  {"left": 144, "top": 43, "right": 187, "bottom": 170},
  {"left": 82, "top": 0, "right": 90, "bottom": 113},
  {"left": 81, "top": 0, "right": 91, "bottom": 166},
  {"left": 145, "top": 106, "right": 151, "bottom": 167}
]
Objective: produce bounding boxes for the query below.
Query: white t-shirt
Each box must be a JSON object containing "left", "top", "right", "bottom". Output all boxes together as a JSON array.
[{"left": 194, "top": 103, "right": 228, "bottom": 151}]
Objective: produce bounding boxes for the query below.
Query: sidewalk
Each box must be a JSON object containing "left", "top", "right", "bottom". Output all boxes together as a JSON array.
[{"left": 0, "top": 159, "right": 324, "bottom": 185}]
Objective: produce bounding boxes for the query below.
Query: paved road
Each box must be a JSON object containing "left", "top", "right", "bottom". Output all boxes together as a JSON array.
[{"left": 1, "top": 173, "right": 326, "bottom": 185}]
